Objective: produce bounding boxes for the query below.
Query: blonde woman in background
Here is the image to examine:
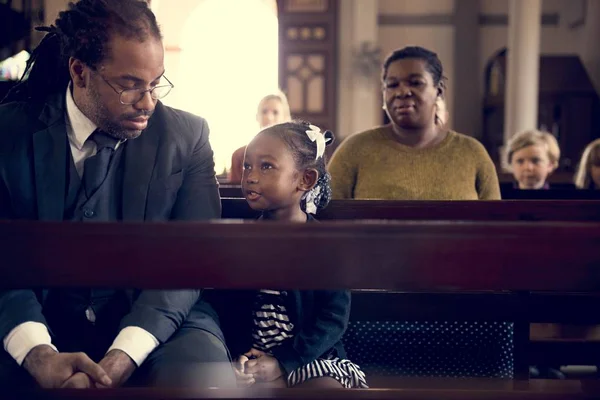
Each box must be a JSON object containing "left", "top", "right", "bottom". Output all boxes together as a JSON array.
[
  {"left": 574, "top": 139, "right": 600, "bottom": 189},
  {"left": 228, "top": 91, "right": 292, "bottom": 183}
]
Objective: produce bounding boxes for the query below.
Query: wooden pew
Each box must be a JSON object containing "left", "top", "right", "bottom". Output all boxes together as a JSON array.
[
  {"left": 2, "top": 221, "right": 600, "bottom": 398},
  {"left": 501, "top": 189, "right": 600, "bottom": 200},
  {"left": 220, "top": 185, "right": 243, "bottom": 198},
  {"left": 6, "top": 379, "right": 600, "bottom": 400},
  {"left": 220, "top": 184, "right": 600, "bottom": 201},
  {"left": 221, "top": 198, "right": 600, "bottom": 222},
  {"left": 2, "top": 220, "right": 599, "bottom": 290},
  {"left": 220, "top": 198, "right": 600, "bottom": 371},
  {"left": 349, "top": 290, "right": 600, "bottom": 378}
]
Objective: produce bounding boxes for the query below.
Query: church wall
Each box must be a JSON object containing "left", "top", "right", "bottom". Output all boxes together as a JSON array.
[{"left": 42, "top": 0, "right": 600, "bottom": 139}]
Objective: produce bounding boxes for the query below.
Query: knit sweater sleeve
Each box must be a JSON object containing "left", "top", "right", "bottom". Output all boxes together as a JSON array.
[
  {"left": 328, "top": 134, "right": 361, "bottom": 199},
  {"left": 473, "top": 140, "right": 501, "bottom": 200}
]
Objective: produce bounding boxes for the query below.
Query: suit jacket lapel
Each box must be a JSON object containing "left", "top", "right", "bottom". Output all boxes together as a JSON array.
[
  {"left": 122, "top": 108, "right": 160, "bottom": 221},
  {"left": 33, "top": 93, "right": 67, "bottom": 221}
]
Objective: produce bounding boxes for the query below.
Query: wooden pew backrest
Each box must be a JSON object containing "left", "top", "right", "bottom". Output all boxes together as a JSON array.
[
  {"left": 220, "top": 185, "right": 600, "bottom": 201},
  {"left": 1, "top": 220, "right": 599, "bottom": 291},
  {"left": 221, "top": 198, "right": 600, "bottom": 222},
  {"left": 7, "top": 379, "right": 600, "bottom": 399}
]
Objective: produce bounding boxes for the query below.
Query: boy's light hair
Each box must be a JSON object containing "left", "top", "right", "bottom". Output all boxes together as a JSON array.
[
  {"left": 256, "top": 90, "right": 292, "bottom": 124},
  {"left": 574, "top": 138, "right": 600, "bottom": 189},
  {"left": 506, "top": 130, "right": 560, "bottom": 166}
]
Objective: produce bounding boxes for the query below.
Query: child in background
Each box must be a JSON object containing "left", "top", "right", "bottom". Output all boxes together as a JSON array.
[
  {"left": 574, "top": 139, "right": 600, "bottom": 189},
  {"left": 506, "top": 130, "right": 560, "bottom": 189},
  {"left": 223, "top": 121, "right": 367, "bottom": 389},
  {"left": 228, "top": 91, "right": 292, "bottom": 183}
]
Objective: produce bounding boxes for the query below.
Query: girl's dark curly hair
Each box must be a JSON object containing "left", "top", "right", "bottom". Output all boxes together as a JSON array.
[{"left": 264, "top": 120, "right": 335, "bottom": 213}]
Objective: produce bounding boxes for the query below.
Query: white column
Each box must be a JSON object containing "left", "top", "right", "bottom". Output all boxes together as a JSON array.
[
  {"left": 337, "top": 0, "right": 379, "bottom": 138},
  {"left": 504, "top": 0, "right": 542, "bottom": 145},
  {"left": 581, "top": 0, "right": 600, "bottom": 91}
]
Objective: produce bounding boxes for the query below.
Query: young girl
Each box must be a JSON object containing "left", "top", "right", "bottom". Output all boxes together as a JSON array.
[
  {"left": 222, "top": 121, "right": 367, "bottom": 389},
  {"left": 506, "top": 130, "right": 560, "bottom": 189},
  {"left": 228, "top": 91, "right": 292, "bottom": 183},
  {"left": 574, "top": 139, "right": 600, "bottom": 189}
]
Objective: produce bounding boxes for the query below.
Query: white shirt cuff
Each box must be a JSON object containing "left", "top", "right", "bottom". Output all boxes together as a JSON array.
[
  {"left": 108, "top": 326, "right": 159, "bottom": 367},
  {"left": 3, "top": 322, "right": 58, "bottom": 366}
]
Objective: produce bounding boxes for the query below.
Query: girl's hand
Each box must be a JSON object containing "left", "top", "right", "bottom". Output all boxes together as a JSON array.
[
  {"left": 233, "top": 355, "right": 255, "bottom": 387},
  {"left": 245, "top": 354, "right": 284, "bottom": 383}
]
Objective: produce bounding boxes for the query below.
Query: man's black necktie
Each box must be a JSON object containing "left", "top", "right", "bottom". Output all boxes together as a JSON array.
[{"left": 83, "top": 130, "right": 119, "bottom": 197}]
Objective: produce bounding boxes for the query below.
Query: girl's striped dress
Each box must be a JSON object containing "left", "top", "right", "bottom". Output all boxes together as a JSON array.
[{"left": 251, "top": 289, "right": 368, "bottom": 388}]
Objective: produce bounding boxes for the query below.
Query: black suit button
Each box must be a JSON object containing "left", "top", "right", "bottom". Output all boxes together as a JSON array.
[
  {"left": 85, "top": 306, "right": 96, "bottom": 323},
  {"left": 83, "top": 209, "right": 95, "bottom": 218}
]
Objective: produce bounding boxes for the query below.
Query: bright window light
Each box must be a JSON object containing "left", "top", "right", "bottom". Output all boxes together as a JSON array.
[{"left": 174, "top": 0, "right": 278, "bottom": 176}]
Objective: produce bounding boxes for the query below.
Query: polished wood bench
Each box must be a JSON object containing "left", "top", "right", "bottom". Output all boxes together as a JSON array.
[
  {"left": 2, "top": 220, "right": 600, "bottom": 380},
  {"left": 6, "top": 379, "right": 600, "bottom": 399},
  {"left": 2, "top": 220, "right": 599, "bottom": 290},
  {"left": 221, "top": 198, "right": 600, "bottom": 372},
  {"left": 219, "top": 185, "right": 600, "bottom": 201},
  {"left": 500, "top": 188, "right": 600, "bottom": 200},
  {"left": 221, "top": 198, "right": 600, "bottom": 222}
]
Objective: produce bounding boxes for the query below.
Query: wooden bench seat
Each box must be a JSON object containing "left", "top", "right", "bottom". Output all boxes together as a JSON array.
[
  {"left": 5, "top": 379, "right": 600, "bottom": 399},
  {"left": 221, "top": 198, "right": 600, "bottom": 222},
  {"left": 219, "top": 185, "right": 600, "bottom": 201},
  {"left": 501, "top": 188, "right": 600, "bottom": 200},
  {"left": 348, "top": 291, "right": 600, "bottom": 378},
  {"left": 2, "top": 220, "right": 599, "bottom": 290},
  {"left": 1, "top": 221, "right": 600, "bottom": 381},
  {"left": 219, "top": 198, "right": 600, "bottom": 372}
]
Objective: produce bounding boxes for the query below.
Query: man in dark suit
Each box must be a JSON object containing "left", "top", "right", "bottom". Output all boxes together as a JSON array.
[{"left": 0, "top": 0, "right": 234, "bottom": 389}]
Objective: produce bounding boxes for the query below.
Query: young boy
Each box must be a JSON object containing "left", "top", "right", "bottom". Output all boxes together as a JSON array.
[{"left": 506, "top": 130, "right": 560, "bottom": 189}]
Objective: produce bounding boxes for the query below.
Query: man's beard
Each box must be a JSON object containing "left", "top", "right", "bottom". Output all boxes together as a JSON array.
[{"left": 82, "top": 82, "right": 152, "bottom": 141}]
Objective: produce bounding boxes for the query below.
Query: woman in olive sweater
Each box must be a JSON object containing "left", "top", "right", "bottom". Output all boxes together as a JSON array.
[{"left": 329, "top": 46, "right": 500, "bottom": 200}]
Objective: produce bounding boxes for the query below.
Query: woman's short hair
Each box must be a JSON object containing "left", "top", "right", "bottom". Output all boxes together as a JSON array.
[{"left": 381, "top": 46, "right": 445, "bottom": 90}]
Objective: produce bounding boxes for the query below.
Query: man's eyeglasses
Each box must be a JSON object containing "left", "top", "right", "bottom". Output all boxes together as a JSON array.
[{"left": 98, "top": 73, "right": 174, "bottom": 105}]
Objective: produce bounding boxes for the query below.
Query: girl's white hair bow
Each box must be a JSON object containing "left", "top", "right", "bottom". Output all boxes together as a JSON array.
[{"left": 305, "top": 124, "right": 332, "bottom": 160}]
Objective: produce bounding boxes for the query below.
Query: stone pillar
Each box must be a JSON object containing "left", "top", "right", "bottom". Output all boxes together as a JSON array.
[{"left": 504, "top": 0, "right": 542, "bottom": 145}]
